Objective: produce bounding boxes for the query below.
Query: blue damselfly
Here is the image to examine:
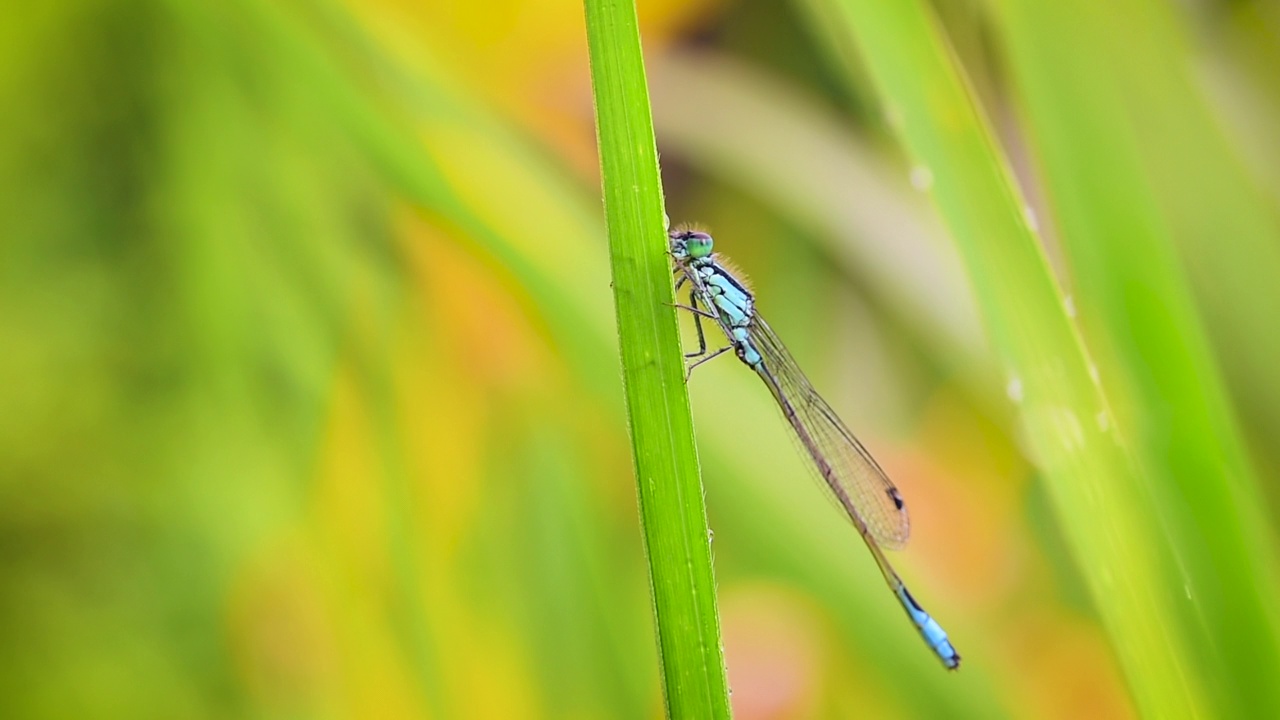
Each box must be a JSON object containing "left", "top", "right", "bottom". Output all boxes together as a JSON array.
[{"left": 670, "top": 227, "right": 960, "bottom": 670}]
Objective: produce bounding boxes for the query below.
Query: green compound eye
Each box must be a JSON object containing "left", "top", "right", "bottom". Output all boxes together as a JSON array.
[{"left": 686, "top": 232, "right": 714, "bottom": 258}]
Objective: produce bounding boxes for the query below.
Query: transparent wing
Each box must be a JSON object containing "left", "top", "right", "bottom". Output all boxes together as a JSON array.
[{"left": 748, "top": 315, "right": 911, "bottom": 550}]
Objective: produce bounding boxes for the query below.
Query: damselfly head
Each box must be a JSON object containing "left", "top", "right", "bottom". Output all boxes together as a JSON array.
[{"left": 669, "top": 226, "right": 714, "bottom": 260}]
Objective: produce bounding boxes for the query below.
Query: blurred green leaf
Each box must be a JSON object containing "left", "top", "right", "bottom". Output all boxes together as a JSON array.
[
  {"left": 990, "top": 0, "right": 1280, "bottom": 716},
  {"left": 810, "top": 0, "right": 1214, "bottom": 716}
]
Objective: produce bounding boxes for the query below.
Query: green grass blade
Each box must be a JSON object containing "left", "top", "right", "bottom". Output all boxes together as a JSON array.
[
  {"left": 813, "top": 1, "right": 1211, "bottom": 716},
  {"left": 582, "top": 1, "right": 731, "bottom": 717}
]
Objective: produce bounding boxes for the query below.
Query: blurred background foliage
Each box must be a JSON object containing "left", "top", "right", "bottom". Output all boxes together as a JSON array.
[{"left": 2, "top": 0, "right": 1279, "bottom": 718}]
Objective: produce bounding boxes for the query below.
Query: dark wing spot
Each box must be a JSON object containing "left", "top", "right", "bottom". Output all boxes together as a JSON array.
[{"left": 889, "top": 488, "right": 905, "bottom": 510}]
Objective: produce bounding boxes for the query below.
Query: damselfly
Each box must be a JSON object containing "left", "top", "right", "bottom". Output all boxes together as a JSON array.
[{"left": 670, "top": 227, "right": 961, "bottom": 670}]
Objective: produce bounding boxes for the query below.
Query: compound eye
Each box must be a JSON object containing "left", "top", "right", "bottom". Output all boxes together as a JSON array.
[{"left": 686, "top": 232, "right": 714, "bottom": 258}]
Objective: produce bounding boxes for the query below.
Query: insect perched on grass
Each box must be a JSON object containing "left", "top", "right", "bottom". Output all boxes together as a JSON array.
[{"left": 669, "top": 227, "right": 961, "bottom": 670}]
